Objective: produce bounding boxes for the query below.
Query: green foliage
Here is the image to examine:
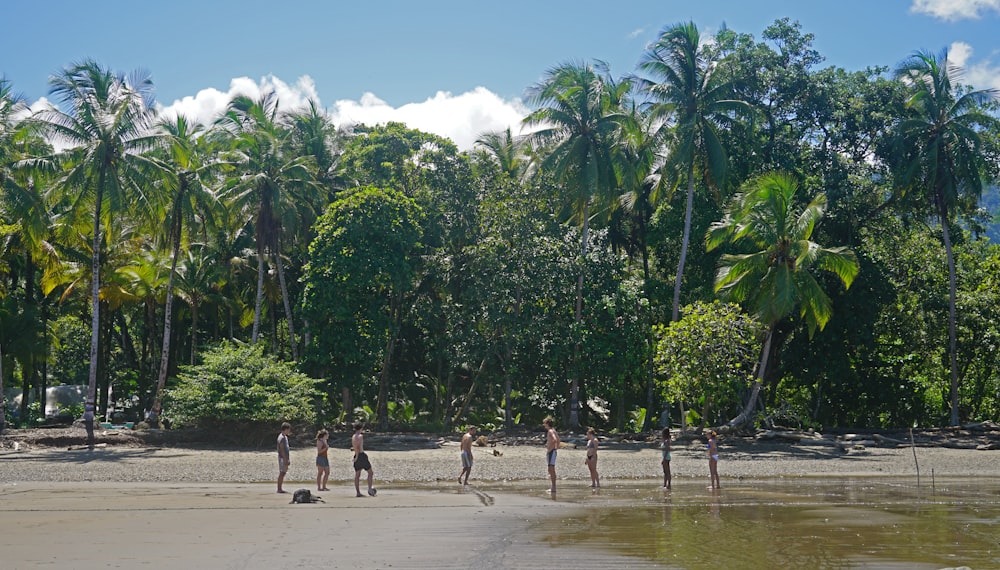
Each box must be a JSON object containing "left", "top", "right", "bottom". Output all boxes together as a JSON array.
[
  {"left": 301, "top": 185, "right": 423, "bottom": 427},
  {"left": 708, "top": 172, "right": 859, "bottom": 335},
  {"left": 627, "top": 407, "right": 647, "bottom": 432},
  {"left": 16, "top": 401, "right": 45, "bottom": 428},
  {"left": 654, "top": 301, "right": 762, "bottom": 421},
  {"left": 164, "top": 341, "right": 323, "bottom": 427},
  {"left": 64, "top": 403, "right": 85, "bottom": 420},
  {"left": 45, "top": 315, "right": 90, "bottom": 386},
  {"left": 4, "top": 19, "right": 1000, "bottom": 435}
]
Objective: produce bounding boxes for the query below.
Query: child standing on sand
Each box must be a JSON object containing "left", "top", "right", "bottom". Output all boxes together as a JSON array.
[
  {"left": 661, "top": 428, "right": 672, "bottom": 490},
  {"left": 584, "top": 427, "right": 599, "bottom": 488},
  {"left": 707, "top": 429, "right": 720, "bottom": 489},
  {"left": 458, "top": 425, "right": 477, "bottom": 485},
  {"left": 316, "top": 429, "right": 330, "bottom": 491},
  {"left": 543, "top": 417, "right": 560, "bottom": 494},
  {"left": 276, "top": 422, "right": 291, "bottom": 494}
]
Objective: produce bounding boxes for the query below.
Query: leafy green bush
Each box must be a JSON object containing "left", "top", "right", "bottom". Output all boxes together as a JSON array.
[{"left": 165, "top": 341, "right": 323, "bottom": 427}]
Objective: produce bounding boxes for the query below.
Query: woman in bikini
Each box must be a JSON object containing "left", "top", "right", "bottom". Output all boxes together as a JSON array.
[
  {"left": 707, "top": 429, "right": 720, "bottom": 489},
  {"left": 316, "top": 429, "right": 330, "bottom": 491},
  {"left": 585, "top": 427, "right": 599, "bottom": 488},
  {"left": 661, "top": 427, "right": 672, "bottom": 490}
]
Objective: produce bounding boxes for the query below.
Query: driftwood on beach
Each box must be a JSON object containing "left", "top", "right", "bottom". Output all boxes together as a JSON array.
[{"left": 755, "top": 425, "right": 1000, "bottom": 452}]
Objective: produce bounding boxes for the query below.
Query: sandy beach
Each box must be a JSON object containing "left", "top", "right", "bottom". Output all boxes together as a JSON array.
[
  {"left": 3, "top": 430, "right": 998, "bottom": 483},
  {"left": 2, "top": 431, "right": 999, "bottom": 569}
]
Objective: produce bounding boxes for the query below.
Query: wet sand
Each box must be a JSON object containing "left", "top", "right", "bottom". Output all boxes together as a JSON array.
[
  {"left": 2, "top": 440, "right": 999, "bottom": 568},
  {"left": 0, "top": 481, "right": 663, "bottom": 570}
]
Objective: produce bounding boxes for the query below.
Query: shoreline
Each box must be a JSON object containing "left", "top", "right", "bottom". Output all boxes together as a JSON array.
[
  {"left": 4, "top": 442, "right": 999, "bottom": 569},
  {"left": 2, "top": 438, "right": 998, "bottom": 484}
]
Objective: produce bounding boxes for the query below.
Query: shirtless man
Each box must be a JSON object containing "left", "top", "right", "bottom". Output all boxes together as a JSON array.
[
  {"left": 458, "top": 425, "right": 477, "bottom": 485},
  {"left": 276, "top": 422, "right": 291, "bottom": 494},
  {"left": 352, "top": 421, "right": 375, "bottom": 497},
  {"left": 543, "top": 416, "right": 560, "bottom": 494}
]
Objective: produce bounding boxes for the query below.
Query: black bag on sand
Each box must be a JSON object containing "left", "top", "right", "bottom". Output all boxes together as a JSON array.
[{"left": 291, "top": 489, "right": 323, "bottom": 504}]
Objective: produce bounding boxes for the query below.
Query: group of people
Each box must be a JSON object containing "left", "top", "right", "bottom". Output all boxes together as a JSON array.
[
  {"left": 275, "top": 420, "right": 376, "bottom": 497},
  {"left": 275, "top": 419, "right": 722, "bottom": 496},
  {"left": 542, "top": 421, "right": 720, "bottom": 494}
]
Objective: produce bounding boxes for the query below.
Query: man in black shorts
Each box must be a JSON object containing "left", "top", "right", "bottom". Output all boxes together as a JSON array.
[{"left": 352, "top": 421, "right": 375, "bottom": 497}]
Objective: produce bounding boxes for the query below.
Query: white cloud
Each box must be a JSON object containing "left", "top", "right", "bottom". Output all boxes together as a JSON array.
[
  {"left": 156, "top": 75, "right": 320, "bottom": 126},
  {"left": 32, "top": 75, "right": 529, "bottom": 152},
  {"left": 948, "top": 41, "right": 975, "bottom": 67},
  {"left": 329, "top": 87, "right": 529, "bottom": 150},
  {"left": 152, "top": 76, "right": 528, "bottom": 151},
  {"left": 17, "top": 96, "right": 52, "bottom": 120},
  {"left": 628, "top": 28, "right": 645, "bottom": 40},
  {"left": 911, "top": 0, "right": 1000, "bottom": 20},
  {"left": 949, "top": 42, "right": 1000, "bottom": 92}
]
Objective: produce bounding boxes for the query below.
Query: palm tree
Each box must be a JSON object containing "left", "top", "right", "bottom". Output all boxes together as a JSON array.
[
  {"left": 284, "top": 99, "right": 341, "bottom": 201},
  {"left": 706, "top": 172, "right": 859, "bottom": 428},
  {"left": 148, "top": 115, "right": 219, "bottom": 421},
  {"left": 174, "top": 245, "right": 227, "bottom": 365},
  {"left": 891, "top": 50, "right": 999, "bottom": 426},
  {"left": 522, "top": 61, "right": 629, "bottom": 426},
  {"left": 215, "top": 91, "right": 318, "bottom": 360},
  {"left": 618, "top": 106, "right": 671, "bottom": 428},
  {"left": 475, "top": 126, "right": 529, "bottom": 182},
  {"left": 639, "top": 21, "right": 749, "bottom": 323},
  {"left": 30, "top": 60, "right": 162, "bottom": 416},
  {"left": 1, "top": 77, "right": 54, "bottom": 419}
]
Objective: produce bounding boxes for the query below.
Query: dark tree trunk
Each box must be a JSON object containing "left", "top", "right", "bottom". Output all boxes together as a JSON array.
[{"left": 939, "top": 202, "right": 961, "bottom": 426}]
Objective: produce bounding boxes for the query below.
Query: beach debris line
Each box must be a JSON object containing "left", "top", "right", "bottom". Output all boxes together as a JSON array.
[{"left": 755, "top": 424, "right": 1000, "bottom": 452}]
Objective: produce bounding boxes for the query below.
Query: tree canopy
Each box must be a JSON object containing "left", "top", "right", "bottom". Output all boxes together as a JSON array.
[{"left": 1, "top": 19, "right": 999, "bottom": 434}]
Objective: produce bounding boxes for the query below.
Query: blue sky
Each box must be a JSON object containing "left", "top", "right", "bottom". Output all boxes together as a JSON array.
[{"left": 3, "top": 0, "right": 999, "bottom": 149}]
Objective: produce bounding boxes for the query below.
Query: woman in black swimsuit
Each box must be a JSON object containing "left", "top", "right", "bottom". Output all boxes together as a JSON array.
[{"left": 585, "top": 427, "right": 599, "bottom": 488}]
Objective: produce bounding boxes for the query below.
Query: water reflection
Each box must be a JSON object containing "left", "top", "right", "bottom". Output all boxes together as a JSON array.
[{"left": 528, "top": 478, "right": 1000, "bottom": 569}]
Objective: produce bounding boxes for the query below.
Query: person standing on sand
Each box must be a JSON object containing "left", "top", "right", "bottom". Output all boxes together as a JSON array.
[
  {"left": 316, "top": 429, "right": 330, "bottom": 491},
  {"left": 276, "top": 422, "right": 291, "bottom": 494},
  {"left": 584, "top": 427, "right": 599, "bottom": 488},
  {"left": 661, "top": 428, "right": 672, "bottom": 490},
  {"left": 458, "top": 425, "right": 477, "bottom": 485},
  {"left": 543, "top": 417, "right": 560, "bottom": 494},
  {"left": 352, "top": 421, "right": 375, "bottom": 497},
  {"left": 707, "top": 429, "right": 720, "bottom": 489}
]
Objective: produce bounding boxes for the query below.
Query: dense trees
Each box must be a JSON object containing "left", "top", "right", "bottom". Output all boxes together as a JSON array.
[
  {"left": 30, "top": 60, "right": 163, "bottom": 419},
  {"left": 523, "top": 61, "right": 629, "bottom": 427},
  {"left": 1, "top": 18, "right": 998, "bottom": 433},
  {"left": 639, "top": 22, "right": 748, "bottom": 324},
  {"left": 890, "top": 50, "right": 999, "bottom": 425},
  {"left": 301, "top": 186, "right": 423, "bottom": 430},
  {"left": 706, "top": 172, "right": 859, "bottom": 427}
]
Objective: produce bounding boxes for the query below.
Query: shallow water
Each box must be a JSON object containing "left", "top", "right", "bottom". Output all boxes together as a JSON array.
[{"left": 461, "top": 478, "right": 1000, "bottom": 569}]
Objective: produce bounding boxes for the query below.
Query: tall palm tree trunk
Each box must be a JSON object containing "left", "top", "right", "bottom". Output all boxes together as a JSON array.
[
  {"left": 939, "top": 201, "right": 960, "bottom": 426},
  {"left": 0, "top": 346, "right": 5, "bottom": 433},
  {"left": 636, "top": 211, "right": 659, "bottom": 431},
  {"left": 274, "top": 249, "right": 298, "bottom": 361},
  {"left": 671, "top": 167, "right": 696, "bottom": 323},
  {"left": 251, "top": 249, "right": 265, "bottom": 343},
  {"left": 86, "top": 180, "right": 105, "bottom": 411},
  {"left": 151, "top": 218, "right": 182, "bottom": 420},
  {"left": 190, "top": 301, "right": 200, "bottom": 365},
  {"left": 570, "top": 206, "right": 590, "bottom": 428},
  {"left": 729, "top": 326, "right": 774, "bottom": 428}
]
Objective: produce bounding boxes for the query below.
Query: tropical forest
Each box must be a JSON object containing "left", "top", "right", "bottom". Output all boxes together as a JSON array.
[{"left": 1, "top": 19, "right": 999, "bottom": 436}]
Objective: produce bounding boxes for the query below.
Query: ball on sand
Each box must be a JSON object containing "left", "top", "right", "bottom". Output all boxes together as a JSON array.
[{"left": 368, "top": 488, "right": 377, "bottom": 496}]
